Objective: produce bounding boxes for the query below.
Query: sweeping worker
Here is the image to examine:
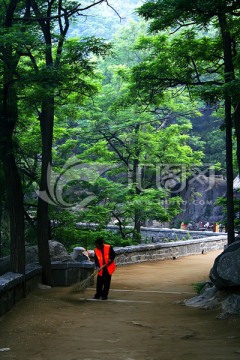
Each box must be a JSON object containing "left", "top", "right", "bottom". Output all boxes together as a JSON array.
[{"left": 93, "top": 237, "right": 116, "bottom": 300}]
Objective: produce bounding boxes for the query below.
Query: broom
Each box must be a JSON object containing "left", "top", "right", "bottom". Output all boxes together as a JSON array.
[{"left": 70, "top": 264, "right": 106, "bottom": 293}]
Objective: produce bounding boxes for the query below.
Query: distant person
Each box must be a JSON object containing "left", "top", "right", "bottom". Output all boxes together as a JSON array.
[
  {"left": 187, "top": 223, "right": 193, "bottom": 230},
  {"left": 93, "top": 237, "right": 116, "bottom": 300},
  {"left": 204, "top": 222, "right": 209, "bottom": 229}
]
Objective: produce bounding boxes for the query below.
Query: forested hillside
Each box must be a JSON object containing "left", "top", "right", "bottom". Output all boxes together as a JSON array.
[{"left": 69, "top": 0, "right": 142, "bottom": 39}]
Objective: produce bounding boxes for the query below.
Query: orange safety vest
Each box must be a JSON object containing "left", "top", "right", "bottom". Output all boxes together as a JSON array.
[{"left": 94, "top": 244, "right": 116, "bottom": 276}]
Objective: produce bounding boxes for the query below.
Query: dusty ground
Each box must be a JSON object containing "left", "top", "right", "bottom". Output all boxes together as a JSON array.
[{"left": 1, "top": 250, "right": 240, "bottom": 360}]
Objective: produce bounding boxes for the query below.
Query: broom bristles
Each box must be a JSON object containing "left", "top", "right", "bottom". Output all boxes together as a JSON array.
[{"left": 70, "top": 264, "right": 106, "bottom": 293}]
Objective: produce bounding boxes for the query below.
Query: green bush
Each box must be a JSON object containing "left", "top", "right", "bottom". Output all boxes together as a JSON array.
[
  {"left": 49, "top": 207, "right": 137, "bottom": 252},
  {"left": 52, "top": 227, "right": 135, "bottom": 252},
  {"left": 192, "top": 281, "right": 207, "bottom": 294}
]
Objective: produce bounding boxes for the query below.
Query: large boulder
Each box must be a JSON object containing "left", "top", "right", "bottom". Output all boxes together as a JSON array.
[
  {"left": 209, "top": 240, "right": 240, "bottom": 289},
  {"left": 48, "top": 240, "right": 73, "bottom": 262},
  {"left": 0, "top": 240, "right": 86, "bottom": 275},
  {"left": 25, "top": 240, "right": 73, "bottom": 264},
  {"left": 174, "top": 174, "right": 226, "bottom": 224}
]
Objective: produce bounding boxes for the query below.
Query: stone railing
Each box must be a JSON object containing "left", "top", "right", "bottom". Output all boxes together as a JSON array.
[
  {"left": 78, "top": 223, "right": 224, "bottom": 242},
  {"left": 0, "top": 260, "right": 94, "bottom": 317},
  {"left": 113, "top": 234, "right": 227, "bottom": 266},
  {"left": 0, "top": 263, "right": 42, "bottom": 316},
  {"left": 105, "top": 224, "right": 224, "bottom": 243}
]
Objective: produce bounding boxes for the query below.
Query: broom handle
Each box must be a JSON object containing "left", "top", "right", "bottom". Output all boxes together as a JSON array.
[
  {"left": 89, "top": 264, "right": 107, "bottom": 278},
  {"left": 70, "top": 264, "right": 108, "bottom": 292},
  {"left": 93, "top": 263, "right": 106, "bottom": 276}
]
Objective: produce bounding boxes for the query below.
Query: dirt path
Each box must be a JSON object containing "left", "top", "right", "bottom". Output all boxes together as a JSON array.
[{"left": 1, "top": 250, "right": 240, "bottom": 360}]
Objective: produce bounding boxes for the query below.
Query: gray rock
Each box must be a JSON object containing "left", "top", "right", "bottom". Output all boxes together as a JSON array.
[
  {"left": 221, "top": 294, "right": 240, "bottom": 315},
  {"left": 184, "top": 283, "right": 221, "bottom": 310},
  {"left": 210, "top": 241, "right": 240, "bottom": 289},
  {"left": 24, "top": 240, "right": 73, "bottom": 266},
  {"left": 175, "top": 174, "right": 226, "bottom": 224},
  {"left": 25, "top": 246, "right": 39, "bottom": 263},
  {"left": 48, "top": 240, "right": 73, "bottom": 262},
  {"left": 184, "top": 244, "right": 240, "bottom": 318},
  {"left": 184, "top": 283, "right": 240, "bottom": 318}
]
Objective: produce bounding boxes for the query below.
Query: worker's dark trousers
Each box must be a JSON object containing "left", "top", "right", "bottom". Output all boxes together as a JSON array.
[{"left": 95, "top": 273, "right": 112, "bottom": 298}]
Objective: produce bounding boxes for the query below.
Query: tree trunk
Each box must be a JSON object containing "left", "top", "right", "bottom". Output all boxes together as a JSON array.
[
  {"left": 0, "top": 8, "right": 25, "bottom": 270},
  {"left": 32, "top": 2, "right": 55, "bottom": 285},
  {"left": 0, "top": 73, "right": 25, "bottom": 273},
  {"left": 37, "top": 97, "right": 54, "bottom": 286},
  {"left": 3, "top": 150, "right": 25, "bottom": 272},
  {"left": 0, "top": 207, "right": 2, "bottom": 258},
  {"left": 218, "top": 14, "right": 235, "bottom": 245},
  {"left": 225, "top": 97, "right": 235, "bottom": 244},
  {"left": 233, "top": 103, "right": 240, "bottom": 176},
  {"left": 132, "top": 157, "right": 142, "bottom": 243}
]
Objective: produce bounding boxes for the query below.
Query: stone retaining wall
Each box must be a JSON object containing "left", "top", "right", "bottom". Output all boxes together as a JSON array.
[
  {"left": 113, "top": 235, "right": 227, "bottom": 266},
  {"left": 139, "top": 227, "right": 221, "bottom": 242},
  {"left": 0, "top": 261, "right": 94, "bottom": 317},
  {"left": 0, "top": 264, "right": 42, "bottom": 316},
  {"left": 93, "top": 224, "right": 222, "bottom": 242}
]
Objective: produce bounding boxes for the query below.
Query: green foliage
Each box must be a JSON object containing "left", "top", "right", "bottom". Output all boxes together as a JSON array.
[
  {"left": 68, "top": 0, "right": 142, "bottom": 40},
  {"left": 215, "top": 193, "right": 240, "bottom": 232},
  {"left": 50, "top": 208, "right": 80, "bottom": 250},
  {"left": 192, "top": 281, "right": 207, "bottom": 294},
  {"left": 52, "top": 224, "right": 134, "bottom": 252},
  {"left": 137, "top": 0, "right": 229, "bottom": 32},
  {"left": 73, "top": 229, "right": 134, "bottom": 249},
  {"left": 47, "top": 18, "right": 211, "bottom": 239},
  {"left": 49, "top": 204, "right": 135, "bottom": 252},
  {"left": 1, "top": 0, "right": 236, "bottom": 261},
  {"left": 129, "top": 29, "right": 224, "bottom": 104}
]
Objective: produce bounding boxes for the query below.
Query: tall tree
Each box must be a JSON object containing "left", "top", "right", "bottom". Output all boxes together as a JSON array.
[
  {"left": 0, "top": 0, "right": 26, "bottom": 273},
  {"left": 0, "top": 0, "right": 114, "bottom": 283},
  {"left": 22, "top": 0, "right": 112, "bottom": 284},
  {"left": 136, "top": 0, "right": 240, "bottom": 244}
]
